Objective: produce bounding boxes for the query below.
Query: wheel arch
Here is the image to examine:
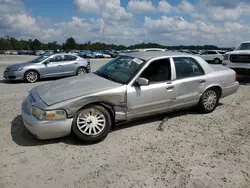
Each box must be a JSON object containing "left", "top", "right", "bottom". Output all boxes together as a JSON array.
[
  {"left": 73, "top": 101, "right": 116, "bottom": 129},
  {"left": 76, "top": 66, "right": 88, "bottom": 73},
  {"left": 213, "top": 57, "right": 221, "bottom": 62},
  {"left": 203, "top": 85, "right": 222, "bottom": 98}
]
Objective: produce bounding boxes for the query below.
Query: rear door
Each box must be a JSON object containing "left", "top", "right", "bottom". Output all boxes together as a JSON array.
[
  {"left": 200, "top": 51, "right": 209, "bottom": 61},
  {"left": 61, "top": 55, "right": 78, "bottom": 75},
  {"left": 171, "top": 57, "right": 206, "bottom": 108},
  {"left": 207, "top": 51, "right": 217, "bottom": 61}
]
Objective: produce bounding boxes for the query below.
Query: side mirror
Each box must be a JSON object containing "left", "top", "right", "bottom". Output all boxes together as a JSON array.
[
  {"left": 136, "top": 77, "right": 149, "bottom": 86},
  {"left": 44, "top": 59, "right": 50, "bottom": 64}
]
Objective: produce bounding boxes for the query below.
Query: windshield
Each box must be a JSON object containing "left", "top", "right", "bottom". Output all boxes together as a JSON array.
[
  {"left": 28, "top": 55, "right": 49, "bottom": 63},
  {"left": 94, "top": 55, "right": 146, "bottom": 84},
  {"left": 234, "top": 43, "right": 250, "bottom": 51}
]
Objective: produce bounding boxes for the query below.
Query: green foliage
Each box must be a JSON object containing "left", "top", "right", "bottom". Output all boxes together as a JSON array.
[{"left": 0, "top": 36, "right": 231, "bottom": 51}]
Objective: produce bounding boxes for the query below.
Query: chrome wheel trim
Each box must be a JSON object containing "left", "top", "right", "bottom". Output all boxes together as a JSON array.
[
  {"left": 77, "top": 68, "right": 86, "bottom": 75},
  {"left": 203, "top": 90, "right": 217, "bottom": 110},
  {"left": 76, "top": 108, "right": 106, "bottom": 136},
  {"left": 26, "top": 71, "right": 38, "bottom": 83}
]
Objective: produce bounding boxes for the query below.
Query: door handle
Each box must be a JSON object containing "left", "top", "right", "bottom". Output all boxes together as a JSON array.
[
  {"left": 58, "top": 65, "right": 62, "bottom": 67},
  {"left": 166, "top": 85, "right": 175, "bottom": 90},
  {"left": 199, "top": 79, "right": 206, "bottom": 83}
]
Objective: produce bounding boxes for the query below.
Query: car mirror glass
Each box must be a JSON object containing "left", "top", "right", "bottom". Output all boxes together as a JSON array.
[
  {"left": 44, "top": 59, "right": 50, "bottom": 64},
  {"left": 136, "top": 77, "right": 149, "bottom": 86}
]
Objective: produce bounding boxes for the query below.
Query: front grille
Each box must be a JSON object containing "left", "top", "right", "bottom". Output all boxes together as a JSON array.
[{"left": 230, "top": 54, "right": 250, "bottom": 63}]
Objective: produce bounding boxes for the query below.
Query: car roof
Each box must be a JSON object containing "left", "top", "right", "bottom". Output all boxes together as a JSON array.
[
  {"left": 49, "top": 53, "right": 79, "bottom": 56},
  {"left": 122, "top": 51, "right": 191, "bottom": 61}
]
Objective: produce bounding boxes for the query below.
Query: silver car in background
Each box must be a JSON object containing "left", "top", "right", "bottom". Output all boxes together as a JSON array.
[
  {"left": 4, "top": 53, "right": 91, "bottom": 83},
  {"left": 22, "top": 51, "right": 239, "bottom": 143}
]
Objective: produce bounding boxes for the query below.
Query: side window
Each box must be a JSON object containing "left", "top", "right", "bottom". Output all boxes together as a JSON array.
[
  {"left": 207, "top": 51, "right": 217, "bottom": 55},
  {"left": 173, "top": 57, "right": 204, "bottom": 79},
  {"left": 140, "top": 58, "right": 171, "bottom": 84},
  {"left": 64, "top": 55, "right": 77, "bottom": 61},
  {"left": 49, "top": 55, "right": 64, "bottom": 62}
]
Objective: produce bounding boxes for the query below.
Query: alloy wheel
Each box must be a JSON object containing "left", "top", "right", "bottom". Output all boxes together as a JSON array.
[
  {"left": 26, "top": 71, "right": 38, "bottom": 83},
  {"left": 77, "top": 68, "right": 86, "bottom": 75},
  {"left": 203, "top": 90, "right": 217, "bottom": 110},
  {"left": 76, "top": 108, "right": 106, "bottom": 136}
]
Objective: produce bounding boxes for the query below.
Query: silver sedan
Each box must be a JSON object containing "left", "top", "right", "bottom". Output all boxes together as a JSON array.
[
  {"left": 22, "top": 51, "right": 239, "bottom": 143},
  {"left": 3, "top": 53, "right": 91, "bottom": 83}
]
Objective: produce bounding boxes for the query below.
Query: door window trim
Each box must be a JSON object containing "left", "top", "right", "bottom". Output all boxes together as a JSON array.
[
  {"left": 128, "top": 57, "right": 174, "bottom": 86},
  {"left": 49, "top": 55, "right": 64, "bottom": 63},
  {"left": 171, "top": 56, "right": 205, "bottom": 81}
]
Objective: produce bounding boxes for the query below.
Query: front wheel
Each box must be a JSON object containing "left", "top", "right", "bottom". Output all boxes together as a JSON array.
[
  {"left": 72, "top": 105, "right": 112, "bottom": 143},
  {"left": 24, "top": 70, "right": 39, "bottom": 83},
  {"left": 198, "top": 88, "right": 219, "bottom": 113}
]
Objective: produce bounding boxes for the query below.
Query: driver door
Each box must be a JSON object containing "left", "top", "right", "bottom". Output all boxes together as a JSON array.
[
  {"left": 41, "top": 55, "right": 64, "bottom": 78},
  {"left": 126, "top": 58, "right": 177, "bottom": 120}
]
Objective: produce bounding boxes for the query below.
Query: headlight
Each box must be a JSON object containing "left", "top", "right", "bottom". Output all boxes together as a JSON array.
[
  {"left": 32, "top": 107, "right": 67, "bottom": 120},
  {"left": 12, "top": 68, "right": 23, "bottom": 71},
  {"left": 223, "top": 54, "right": 229, "bottom": 60}
]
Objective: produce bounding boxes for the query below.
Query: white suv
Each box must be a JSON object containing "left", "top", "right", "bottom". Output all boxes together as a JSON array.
[
  {"left": 222, "top": 41, "right": 250, "bottom": 75},
  {"left": 199, "top": 50, "right": 225, "bottom": 64}
]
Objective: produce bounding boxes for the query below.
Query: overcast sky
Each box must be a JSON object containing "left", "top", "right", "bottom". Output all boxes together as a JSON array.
[{"left": 1, "top": 0, "right": 250, "bottom": 47}]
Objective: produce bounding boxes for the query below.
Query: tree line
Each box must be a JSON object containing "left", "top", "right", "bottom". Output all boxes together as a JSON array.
[{"left": 0, "top": 36, "right": 232, "bottom": 51}]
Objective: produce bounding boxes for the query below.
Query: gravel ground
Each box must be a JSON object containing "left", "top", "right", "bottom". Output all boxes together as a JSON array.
[{"left": 0, "top": 55, "right": 250, "bottom": 188}]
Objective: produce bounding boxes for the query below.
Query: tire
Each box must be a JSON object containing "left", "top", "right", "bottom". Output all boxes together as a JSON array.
[
  {"left": 72, "top": 105, "right": 112, "bottom": 143},
  {"left": 76, "top": 67, "right": 87, "bottom": 75},
  {"left": 213, "top": 58, "right": 221, "bottom": 64},
  {"left": 24, "top": 70, "right": 39, "bottom": 83},
  {"left": 198, "top": 88, "right": 219, "bottom": 113}
]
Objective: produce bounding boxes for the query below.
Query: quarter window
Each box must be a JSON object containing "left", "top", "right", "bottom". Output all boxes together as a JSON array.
[
  {"left": 173, "top": 57, "right": 204, "bottom": 79},
  {"left": 64, "top": 55, "right": 77, "bottom": 61},
  {"left": 140, "top": 58, "right": 171, "bottom": 84},
  {"left": 207, "top": 51, "right": 217, "bottom": 54}
]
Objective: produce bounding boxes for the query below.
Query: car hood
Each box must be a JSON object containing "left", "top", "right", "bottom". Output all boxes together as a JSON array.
[
  {"left": 7, "top": 62, "right": 31, "bottom": 69},
  {"left": 35, "top": 73, "right": 122, "bottom": 106},
  {"left": 227, "top": 50, "right": 250, "bottom": 54}
]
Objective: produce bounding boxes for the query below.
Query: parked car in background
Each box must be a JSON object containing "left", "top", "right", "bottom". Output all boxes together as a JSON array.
[
  {"left": 93, "top": 51, "right": 104, "bottom": 58},
  {"left": 222, "top": 41, "right": 250, "bottom": 75},
  {"left": 199, "top": 50, "right": 226, "bottom": 64},
  {"left": 78, "top": 50, "right": 90, "bottom": 58},
  {"left": 136, "top": 48, "right": 167, "bottom": 52},
  {"left": 21, "top": 51, "right": 239, "bottom": 143},
  {"left": 3, "top": 53, "right": 91, "bottom": 83},
  {"left": 103, "top": 50, "right": 119, "bottom": 58}
]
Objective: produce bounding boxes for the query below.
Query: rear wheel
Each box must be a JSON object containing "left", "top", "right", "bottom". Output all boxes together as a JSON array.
[
  {"left": 72, "top": 105, "right": 112, "bottom": 143},
  {"left": 214, "top": 58, "right": 221, "bottom": 64},
  {"left": 24, "top": 70, "right": 39, "bottom": 83},
  {"left": 198, "top": 88, "right": 219, "bottom": 113},
  {"left": 76, "top": 67, "right": 87, "bottom": 75}
]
